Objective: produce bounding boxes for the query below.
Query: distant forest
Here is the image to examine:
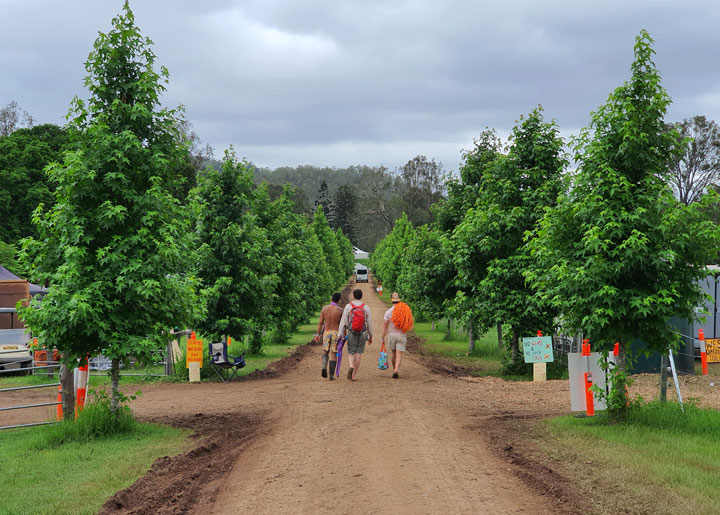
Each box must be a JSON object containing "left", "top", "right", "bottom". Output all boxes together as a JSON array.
[
  {"left": 0, "top": 100, "right": 446, "bottom": 267},
  {"left": 253, "top": 157, "right": 446, "bottom": 251}
]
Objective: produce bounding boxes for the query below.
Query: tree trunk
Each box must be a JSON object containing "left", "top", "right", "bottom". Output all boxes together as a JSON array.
[
  {"left": 511, "top": 326, "right": 519, "bottom": 363},
  {"left": 59, "top": 359, "right": 75, "bottom": 420},
  {"left": 432, "top": 319, "right": 435, "bottom": 331},
  {"left": 446, "top": 319, "right": 451, "bottom": 340},
  {"left": 467, "top": 322, "right": 475, "bottom": 355},
  {"left": 110, "top": 358, "right": 120, "bottom": 414},
  {"left": 496, "top": 322, "right": 503, "bottom": 351}
]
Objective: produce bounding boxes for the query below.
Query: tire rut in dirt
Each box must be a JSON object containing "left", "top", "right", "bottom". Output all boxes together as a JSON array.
[
  {"left": 100, "top": 412, "right": 264, "bottom": 514},
  {"left": 478, "top": 412, "right": 585, "bottom": 515},
  {"left": 100, "top": 282, "right": 354, "bottom": 513}
]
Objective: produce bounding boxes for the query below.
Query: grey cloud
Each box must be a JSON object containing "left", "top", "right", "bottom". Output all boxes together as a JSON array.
[{"left": 2, "top": 0, "right": 720, "bottom": 172}]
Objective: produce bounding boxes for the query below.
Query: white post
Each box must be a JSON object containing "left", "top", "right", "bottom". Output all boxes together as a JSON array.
[{"left": 668, "top": 349, "right": 684, "bottom": 413}]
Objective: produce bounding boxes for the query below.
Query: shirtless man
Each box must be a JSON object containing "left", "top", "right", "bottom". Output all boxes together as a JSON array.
[{"left": 315, "top": 292, "right": 343, "bottom": 380}]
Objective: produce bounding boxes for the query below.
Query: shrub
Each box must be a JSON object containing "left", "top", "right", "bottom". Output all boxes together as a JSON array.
[{"left": 38, "top": 389, "right": 138, "bottom": 447}]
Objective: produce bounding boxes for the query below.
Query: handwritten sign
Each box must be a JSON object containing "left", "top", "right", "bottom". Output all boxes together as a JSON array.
[
  {"left": 186, "top": 338, "right": 204, "bottom": 368},
  {"left": 705, "top": 338, "right": 720, "bottom": 363},
  {"left": 522, "top": 336, "right": 554, "bottom": 364}
]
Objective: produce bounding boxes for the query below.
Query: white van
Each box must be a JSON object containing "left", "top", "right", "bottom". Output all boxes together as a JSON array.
[{"left": 355, "top": 268, "right": 369, "bottom": 283}]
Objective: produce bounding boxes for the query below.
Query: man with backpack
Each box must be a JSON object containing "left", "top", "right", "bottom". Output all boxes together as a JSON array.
[
  {"left": 381, "top": 292, "right": 414, "bottom": 379},
  {"left": 338, "top": 288, "right": 373, "bottom": 381},
  {"left": 314, "top": 292, "right": 343, "bottom": 380}
]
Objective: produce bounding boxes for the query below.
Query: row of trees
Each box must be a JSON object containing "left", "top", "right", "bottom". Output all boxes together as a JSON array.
[
  {"left": 16, "top": 3, "right": 354, "bottom": 414},
  {"left": 372, "top": 31, "right": 720, "bottom": 418}
]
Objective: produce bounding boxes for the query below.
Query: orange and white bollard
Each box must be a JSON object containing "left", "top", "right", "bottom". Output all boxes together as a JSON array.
[
  {"left": 582, "top": 339, "right": 595, "bottom": 417},
  {"left": 75, "top": 356, "right": 90, "bottom": 418},
  {"left": 56, "top": 385, "right": 63, "bottom": 420},
  {"left": 699, "top": 329, "right": 708, "bottom": 376}
]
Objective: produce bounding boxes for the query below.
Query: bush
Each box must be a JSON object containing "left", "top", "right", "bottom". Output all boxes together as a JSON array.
[{"left": 38, "top": 389, "right": 138, "bottom": 447}]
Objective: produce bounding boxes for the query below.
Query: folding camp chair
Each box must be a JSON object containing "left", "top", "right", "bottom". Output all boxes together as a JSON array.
[{"left": 208, "top": 341, "right": 246, "bottom": 382}]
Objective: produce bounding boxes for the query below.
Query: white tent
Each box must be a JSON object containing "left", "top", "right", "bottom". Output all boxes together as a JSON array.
[{"left": 353, "top": 247, "right": 369, "bottom": 259}]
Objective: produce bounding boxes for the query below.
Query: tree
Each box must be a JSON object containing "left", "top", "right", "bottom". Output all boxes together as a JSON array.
[
  {"left": 371, "top": 213, "right": 415, "bottom": 293},
  {"left": 0, "top": 124, "right": 69, "bottom": 243},
  {"left": 669, "top": 115, "right": 720, "bottom": 205},
  {"left": 0, "top": 101, "right": 34, "bottom": 137},
  {"left": 333, "top": 184, "right": 358, "bottom": 243},
  {"left": 398, "top": 155, "right": 445, "bottom": 226},
  {"left": 19, "top": 2, "right": 199, "bottom": 414},
  {"left": 396, "top": 225, "right": 455, "bottom": 325},
  {"left": 193, "top": 150, "right": 277, "bottom": 350},
  {"left": 528, "top": 31, "right": 720, "bottom": 418},
  {"left": 315, "top": 180, "right": 333, "bottom": 221},
  {"left": 434, "top": 129, "right": 503, "bottom": 342},
  {"left": 312, "top": 206, "right": 344, "bottom": 289},
  {"left": 452, "top": 108, "right": 566, "bottom": 361},
  {"left": 335, "top": 228, "right": 355, "bottom": 280}
]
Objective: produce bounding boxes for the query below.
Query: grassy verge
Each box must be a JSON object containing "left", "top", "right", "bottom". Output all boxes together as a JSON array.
[
  {"left": 539, "top": 401, "right": 720, "bottom": 514},
  {"left": 0, "top": 316, "right": 321, "bottom": 387},
  {"left": 0, "top": 422, "right": 190, "bottom": 515},
  {"left": 411, "top": 320, "right": 509, "bottom": 377}
]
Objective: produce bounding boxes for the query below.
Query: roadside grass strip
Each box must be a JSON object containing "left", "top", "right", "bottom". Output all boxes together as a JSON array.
[
  {"left": 542, "top": 401, "right": 720, "bottom": 514},
  {"left": 0, "top": 315, "right": 321, "bottom": 388},
  {"left": 411, "top": 320, "right": 519, "bottom": 377},
  {"left": 0, "top": 422, "right": 190, "bottom": 515}
]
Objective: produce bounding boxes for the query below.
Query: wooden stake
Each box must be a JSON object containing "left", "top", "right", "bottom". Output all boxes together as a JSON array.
[
  {"left": 189, "top": 361, "right": 200, "bottom": 382},
  {"left": 533, "top": 362, "right": 547, "bottom": 382}
]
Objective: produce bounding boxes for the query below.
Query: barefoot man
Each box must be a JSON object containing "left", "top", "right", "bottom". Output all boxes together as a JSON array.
[
  {"left": 338, "top": 288, "right": 373, "bottom": 381},
  {"left": 315, "top": 292, "right": 343, "bottom": 380}
]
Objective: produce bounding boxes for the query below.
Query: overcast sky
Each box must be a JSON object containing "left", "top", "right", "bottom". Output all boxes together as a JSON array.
[{"left": 2, "top": 0, "right": 719, "bottom": 173}]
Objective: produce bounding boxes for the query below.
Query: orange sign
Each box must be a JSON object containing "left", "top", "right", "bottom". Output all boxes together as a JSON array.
[
  {"left": 186, "top": 338, "right": 203, "bottom": 367},
  {"left": 706, "top": 338, "right": 720, "bottom": 363}
]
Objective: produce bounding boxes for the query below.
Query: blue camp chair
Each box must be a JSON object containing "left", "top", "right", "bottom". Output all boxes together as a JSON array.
[{"left": 208, "top": 341, "right": 246, "bottom": 382}]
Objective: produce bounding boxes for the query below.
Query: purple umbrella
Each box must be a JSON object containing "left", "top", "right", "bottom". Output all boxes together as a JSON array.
[{"left": 335, "top": 336, "right": 346, "bottom": 377}]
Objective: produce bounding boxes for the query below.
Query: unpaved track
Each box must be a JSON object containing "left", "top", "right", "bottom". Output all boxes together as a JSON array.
[
  {"left": 3, "top": 282, "right": 576, "bottom": 513},
  {"left": 126, "top": 282, "right": 565, "bottom": 514}
]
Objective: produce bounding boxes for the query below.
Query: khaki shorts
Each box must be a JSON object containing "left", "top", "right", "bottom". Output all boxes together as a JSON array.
[
  {"left": 323, "top": 330, "right": 339, "bottom": 353},
  {"left": 346, "top": 331, "right": 367, "bottom": 354},
  {"left": 388, "top": 333, "right": 406, "bottom": 352}
]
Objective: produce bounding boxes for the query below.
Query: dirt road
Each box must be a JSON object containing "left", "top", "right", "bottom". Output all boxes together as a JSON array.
[{"left": 116, "top": 281, "right": 572, "bottom": 514}]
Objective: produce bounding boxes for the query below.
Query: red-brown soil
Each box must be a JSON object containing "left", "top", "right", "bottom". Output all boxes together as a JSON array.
[{"left": 5, "top": 281, "right": 718, "bottom": 513}]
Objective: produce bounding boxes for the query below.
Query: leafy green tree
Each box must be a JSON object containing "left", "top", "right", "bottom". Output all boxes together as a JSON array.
[
  {"left": 452, "top": 107, "right": 566, "bottom": 360},
  {"left": 371, "top": 213, "right": 415, "bottom": 293},
  {"left": 312, "top": 206, "right": 344, "bottom": 289},
  {"left": 0, "top": 124, "right": 69, "bottom": 242},
  {"left": 19, "top": 2, "right": 198, "bottom": 413},
  {"left": 193, "top": 150, "right": 278, "bottom": 349},
  {"left": 433, "top": 129, "right": 504, "bottom": 342},
  {"left": 528, "top": 31, "right": 720, "bottom": 418},
  {"left": 396, "top": 225, "right": 455, "bottom": 325},
  {"left": 0, "top": 240, "right": 20, "bottom": 275},
  {"left": 335, "top": 228, "right": 355, "bottom": 279}
]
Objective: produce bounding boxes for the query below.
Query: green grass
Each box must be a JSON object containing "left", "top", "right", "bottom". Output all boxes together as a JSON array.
[
  {"left": 0, "top": 422, "right": 190, "bottom": 515},
  {"left": 1, "top": 317, "right": 321, "bottom": 387},
  {"left": 542, "top": 402, "right": 720, "bottom": 514},
  {"left": 411, "top": 320, "right": 510, "bottom": 377}
]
